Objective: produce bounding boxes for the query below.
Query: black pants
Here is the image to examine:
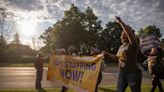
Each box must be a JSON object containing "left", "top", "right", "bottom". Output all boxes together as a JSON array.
[
  {"left": 151, "top": 74, "right": 164, "bottom": 92},
  {"left": 61, "top": 86, "right": 68, "bottom": 92},
  {"left": 150, "top": 63, "right": 164, "bottom": 92},
  {"left": 95, "top": 71, "right": 102, "bottom": 92},
  {"left": 36, "top": 69, "right": 43, "bottom": 89}
]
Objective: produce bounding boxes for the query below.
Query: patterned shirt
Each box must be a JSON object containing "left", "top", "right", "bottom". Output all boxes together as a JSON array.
[{"left": 117, "top": 41, "right": 140, "bottom": 73}]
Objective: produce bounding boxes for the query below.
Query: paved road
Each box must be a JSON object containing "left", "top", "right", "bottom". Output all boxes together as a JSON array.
[{"left": 0, "top": 67, "right": 162, "bottom": 89}]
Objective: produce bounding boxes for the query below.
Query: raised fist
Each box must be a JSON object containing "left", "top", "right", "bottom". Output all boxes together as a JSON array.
[{"left": 115, "top": 16, "right": 122, "bottom": 23}]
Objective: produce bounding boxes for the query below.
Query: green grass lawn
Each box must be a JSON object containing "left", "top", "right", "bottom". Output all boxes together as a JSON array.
[{"left": 0, "top": 84, "right": 162, "bottom": 92}]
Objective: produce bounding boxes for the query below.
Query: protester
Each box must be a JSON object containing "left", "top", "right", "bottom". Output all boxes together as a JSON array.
[
  {"left": 68, "top": 45, "right": 78, "bottom": 56},
  {"left": 34, "top": 52, "right": 44, "bottom": 89},
  {"left": 147, "top": 48, "right": 164, "bottom": 92},
  {"left": 90, "top": 47, "right": 103, "bottom": 92},
  {"left": 56, "top": 48, "right": 68, "bottom": 92},
  {"left": 61, "top": 45, "right": 78, "bottom": 92},
  {"left": 58, "top": 48, "right": 67, "bottom": 55},
  {"left": 139, "top": 26, "right": 164, "bottom": 92},
  {"left": 103, "top": 16, "right": 142, "bottom": 92}
]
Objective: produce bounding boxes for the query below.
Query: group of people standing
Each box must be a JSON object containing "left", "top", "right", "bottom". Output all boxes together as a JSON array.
[{"left": 34, "top": 16, "right": 164, "bottom": 92}]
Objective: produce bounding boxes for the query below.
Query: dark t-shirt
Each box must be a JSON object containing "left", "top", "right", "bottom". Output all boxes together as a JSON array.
[
  {"left": 35, "top": 55, "right": 43, "bottom": 70},
  {"left": 117, "top": 41, "right": 140, "bottom": 73}
]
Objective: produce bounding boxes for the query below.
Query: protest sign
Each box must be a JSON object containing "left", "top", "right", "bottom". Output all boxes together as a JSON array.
[
  {"left": 140, "top": 34, "right": 160, "bottom": 53},
  {"left": 47, "top": 54, "right": 103, "bottom": 92}
]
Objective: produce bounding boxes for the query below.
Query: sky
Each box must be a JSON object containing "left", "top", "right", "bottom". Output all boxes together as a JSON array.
[{"left": 0, "top": 0, "right": 164, "bottom": 49}]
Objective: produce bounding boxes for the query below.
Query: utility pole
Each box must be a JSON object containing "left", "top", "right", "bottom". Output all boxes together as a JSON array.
[
  {"left": 32, "top": 37, "right": 36, "bottom": 50},
  {"left": 14, "top": 32, "right": 20, "bottom": 44},
  {"left": 37, "top": 39, "right": 40, "bottom": 50}
]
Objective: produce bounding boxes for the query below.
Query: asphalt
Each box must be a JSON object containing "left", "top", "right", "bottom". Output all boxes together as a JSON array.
[{"left": 0, "top": 66, "right": 163, "bottom": 89}]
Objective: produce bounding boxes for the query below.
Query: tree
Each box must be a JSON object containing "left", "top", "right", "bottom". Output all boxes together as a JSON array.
[
  {"left": 40, "top": 26, "right": 54, "bottom": 52},
  {"left": 99, "top": 22, "right": 122, "bottom": 53},
  {"left": 161, "top": 39, "right": 164, "bottom": 43},
  {"left": 40, "top": 4, "right": 102, "bottom": 54},
  {"left": 138, "top": 25, "right": 162, "bottom": 38},
  {"left": 83, "top": 7, "right": 102, "bottom": 48},
  {"left": 0, "top": 7, "right": 14, "bottom": 54},
  {"left": 57, "top": 4, "right": 86, "bottom": 49},
  {"left": 13, "top": 32, "right": 20, "bottom": 44}
]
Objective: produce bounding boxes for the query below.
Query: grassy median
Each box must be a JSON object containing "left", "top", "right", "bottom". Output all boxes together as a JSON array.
[{"left": 0, "top": 84, "right": 163, "bottom": 92}]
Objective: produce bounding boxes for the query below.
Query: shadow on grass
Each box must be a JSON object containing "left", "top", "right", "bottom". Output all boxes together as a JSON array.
[
  {"left": 36, "top": 88, "right": 47, "bottom": 92},
  {"left": 99, "top": 87, "right": 115, "bottom": 92}
]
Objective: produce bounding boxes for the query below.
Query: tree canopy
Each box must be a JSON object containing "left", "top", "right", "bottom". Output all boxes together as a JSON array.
[
  {"left": 40, "top": 4, "right": 103, "bottom": 54},
  {"left": 99, "top": 22, "right": 122, "bottom": 53},
  {"left": 40, "top": 4, "right": 163, "bottom": 55},
  {"left": 138, "top": 25, "right": 162, "bottom": 38}
]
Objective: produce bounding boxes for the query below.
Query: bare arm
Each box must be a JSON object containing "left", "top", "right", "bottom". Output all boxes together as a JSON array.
[
  {"left": 149, "top": 48, "right": 157, "bottom": 56},
  {"left": 116, "top": 16, "right": 137, "bottom": 44},
  {"left": 103, "top": 51, "right": 118, "bottom": 62}
]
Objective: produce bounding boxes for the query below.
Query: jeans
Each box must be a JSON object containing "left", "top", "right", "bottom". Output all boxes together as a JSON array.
[{"left": 116, "top": 70, "right": 142, "bottom": 92}]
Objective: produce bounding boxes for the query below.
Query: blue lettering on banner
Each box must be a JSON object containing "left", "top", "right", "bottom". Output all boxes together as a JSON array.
[
  {"left": 60, "top": 69, "right": 84, "bottom": 83},
  {"left": 64, "top": 62, "right": 96, "bottom": 71}
]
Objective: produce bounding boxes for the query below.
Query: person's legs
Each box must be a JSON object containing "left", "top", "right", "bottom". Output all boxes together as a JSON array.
[
  {"left": 151, "top": 75, "right": 157, "bottom": 92},
  {"left": 35, "top": 80, "right": 39, "bottom": 89},
  {"left": 116, "top": 72, "right": 128, "bottom": 92},
  {"left": 36, "top": 70, "right": 39, "bottom": 88},
  {"left": 151, "top": 61, "right": 164, "bottom": 92},
  {"left": 36, "top": 69, "right": 43, "bottom": 89},
  {"left": 156, "top": 78, "right": 164, "bottom": 92},
  {"left": 95, "top": 72, "right": 102, "bottom": 92},
  {"left": 127, "top": 70, "right": 142, "bottom": 92},
  {"left": 61, "top": 86, "right": 68, "bottom": 92}
]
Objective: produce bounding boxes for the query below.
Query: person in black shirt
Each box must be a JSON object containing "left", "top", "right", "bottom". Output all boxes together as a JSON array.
[
  {"left": 34, "top": 52, "right": 44, "bottom": 89},
  {"left": 104, "top": 16, "right": 142, "bottom": 92}
]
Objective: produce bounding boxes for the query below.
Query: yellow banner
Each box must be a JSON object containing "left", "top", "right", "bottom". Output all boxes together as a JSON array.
[{"left": 47, "top": 54, "right": 103, "bottom": 92}]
